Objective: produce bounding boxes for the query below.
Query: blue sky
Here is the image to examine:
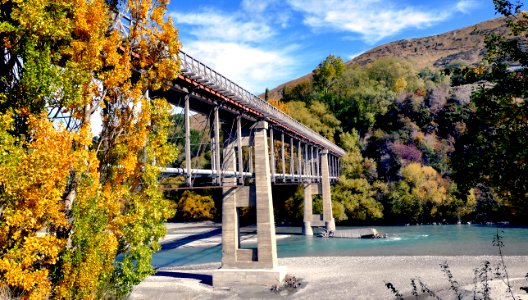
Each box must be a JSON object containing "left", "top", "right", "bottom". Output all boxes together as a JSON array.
[{"left": 167, "top": 0, "right": 498, "bottom": 94}]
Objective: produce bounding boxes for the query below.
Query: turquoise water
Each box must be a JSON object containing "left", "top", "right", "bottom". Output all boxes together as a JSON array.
[{"left": 152, "top": 225, "right": 528, "bottom": 268}]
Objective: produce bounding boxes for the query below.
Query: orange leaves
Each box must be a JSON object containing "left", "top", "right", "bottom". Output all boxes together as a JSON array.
[
  {"left": 268, "top": 98, "right": 291, "bottom": 115},
  {"left": 2, "top": 0, "right": 181, "bottom": 296},
  {"left": 0, "top": 113, "right": 73, "bottom": 298}
]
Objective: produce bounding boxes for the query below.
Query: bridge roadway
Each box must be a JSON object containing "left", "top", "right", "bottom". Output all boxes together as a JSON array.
[{"left": 115, "top": 12, "right": 345, "bottom": 288}]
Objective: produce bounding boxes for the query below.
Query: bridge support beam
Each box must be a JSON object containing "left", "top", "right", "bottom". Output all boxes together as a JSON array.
[
  {"left": 321, "top": 149, "right": 336, "bottom": 232},
  {"left": 303, "top": 183, "right": 314, "bottom": 236},
  {"left": 213, "top": 121, "right": 286, "bottom": 287}
]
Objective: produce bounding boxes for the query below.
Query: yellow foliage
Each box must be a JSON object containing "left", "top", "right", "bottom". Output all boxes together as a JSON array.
[
  {"left": 268, "top": 98, "right": 291, "bottom": 115},
  {"left": 401, "top": 162, "right": 450, "bottom": 206},
  {"left": 177, "top": 191, "right": 216, "bottom": 221},
  {"left": 1, "top": 0, "right": 180, "bottom": 298},
  {"left": 0, "top": 114, "right": 72, "bottom": 298},
  {"left": 394, "top": 77, "right": 408, "bottom": 93}
]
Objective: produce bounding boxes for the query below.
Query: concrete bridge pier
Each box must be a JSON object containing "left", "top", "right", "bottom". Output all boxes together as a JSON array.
[
  {"left": 213, "top": 121, "right": 286, "bottom": 287},
  {"left": 322, "top": 149, "right": 336, "bottom": 232},
  {"left": 302, "top": 183, "right": 314, "bottom": 236}
]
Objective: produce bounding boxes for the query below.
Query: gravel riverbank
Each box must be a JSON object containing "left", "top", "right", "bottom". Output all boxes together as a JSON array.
[{"left": 130, "top": 255, "right": 528, "bottom": 299}]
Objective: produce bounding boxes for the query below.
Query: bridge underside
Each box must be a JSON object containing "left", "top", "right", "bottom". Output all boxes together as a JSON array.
[
  {"left": 153, "top": 52, "right": 343, "bottom": 288},
  {"left": 113, "top": 13, "right": 344, "bottom": 288}
]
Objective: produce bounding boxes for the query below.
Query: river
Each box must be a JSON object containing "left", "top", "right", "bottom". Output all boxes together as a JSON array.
[{"left": 152, "top": 224, "right": 528, "bottom": 268}]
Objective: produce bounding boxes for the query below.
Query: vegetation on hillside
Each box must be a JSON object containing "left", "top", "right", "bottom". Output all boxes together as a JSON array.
[
  {"left": 167, "top": 0, "right": 527, "bottom": 227},
  {"left": 274, "top": 0, "right": 527, "bottom": 225},
  {"left": 0, "top": 0, "right": 179, "bottom": 298}
]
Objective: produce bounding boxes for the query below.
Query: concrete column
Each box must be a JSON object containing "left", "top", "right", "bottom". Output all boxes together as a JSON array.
[
  {"left": 310, "top": 146, "right": 315, "bottom": 182},
  {"left": 321, "top": 149, "right": 335, "bottom": 231},
  {"left": 304, "top": 144, "right": 310, "bottom": 181},
  {"left": 214, "top": 121, "right": 286, "bottom": 287},
  {"left": 248, "top": 142, "right": 253, "bottom": 174},
  {"left": 221, "top": 136, "right": 238, "bottom": 267},
  {"left": 253, "top": 121, "right": 278, "bottom": 268},
  {"left": 316, "top": 149, "right": 320, "bottom": 182},
  {"left": 210, "top": 112, "right": 216, "bottom": 182},
  {"left": 303, "top": 183, "right": 314, "bottom": 236}
]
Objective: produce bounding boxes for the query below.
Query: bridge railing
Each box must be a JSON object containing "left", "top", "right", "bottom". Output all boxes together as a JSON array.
[
  {"left": 114, "top": 10, "right": 344, "bottom": 157},
  {"left": 178, "top": 51, "right": 345, "bottom": 156}
]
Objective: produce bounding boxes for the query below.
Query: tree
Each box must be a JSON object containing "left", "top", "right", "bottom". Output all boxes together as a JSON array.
[
  {"left": 389, "top": 162, "right": 457, "bottom": 223},
  {"left": 332, "top": 131, "right": 384, "bottom": 223},
  {"left": 0, "top": 0, "right": 180, "bottom": 298},
  {"left": 176, "top": 191, "right": 216, "bottom": 221},
  {"left": 330, "top": 65, "right": 396, "bottom": 134},
  {"left": 453, "top": 0, "right": 528, "bottom": 221},
  {"left": 366, "top": 58, "right": 421, "bottom": 94},
  {"left": 285, "top": 101, "right": 341, "bottom": 142},
  {"left": 313, "top": 55, "right": 346, "bottom": 97}
]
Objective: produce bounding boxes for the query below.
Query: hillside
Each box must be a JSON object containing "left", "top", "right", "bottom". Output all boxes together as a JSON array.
[{"left": 266, "top": 17, "right": 508, "bottom": 100}]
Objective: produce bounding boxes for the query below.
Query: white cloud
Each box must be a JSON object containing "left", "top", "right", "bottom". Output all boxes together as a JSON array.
[
  {"left": 456, "top": 0, "right": 479, "bottom": 14},
  {"left": 241, "top": 0, "right": 274, "bottom": 14},
  {"left": 348, "top": 51, "right": 365, "bottom": 60},
  {"left": 287, "top": 0, "right": 451, "bottom": 43},
  {"left": 171, "top": 7, "right": 299, "bottom": 93},
  {"left": 182, "top": 41, "right": 296, "bottom": 94},
  {"left": 170, "top": 11, "right": 274, "bottom": 43}
]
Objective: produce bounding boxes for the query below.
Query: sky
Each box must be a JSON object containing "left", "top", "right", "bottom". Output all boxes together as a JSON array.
[{"left": 167, "top": 0, "right": 499, "bottom": 95}]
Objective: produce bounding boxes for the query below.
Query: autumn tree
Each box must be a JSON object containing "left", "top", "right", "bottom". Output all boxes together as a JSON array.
[
  {"left": 0, "top": 0, "right": 180, "bottom": 298},
  {"left": 175, "top": 191, "right": 216, "bottom": 221},
  {"left": 388, "top": 162, "right": 460, "bottom": 223}
]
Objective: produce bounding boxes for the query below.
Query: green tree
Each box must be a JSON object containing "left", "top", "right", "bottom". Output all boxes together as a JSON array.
[
  {"left": 454, "top": 0, "right": 528, "bottom": 220},
  {"left": 286, "top": 101, "right": 341, "bottom": 142},
  {"left": 330, "top": 65, "right": 396, "bottom": 134},
  {"left": 332, "top": 131, "right": 384, "bottom": 223},
  {"left": 367, "top": 57, "right": 422, "bottom": 94},
  {"left": 313, "top": 55, "right": 346, "bottom": 96}
]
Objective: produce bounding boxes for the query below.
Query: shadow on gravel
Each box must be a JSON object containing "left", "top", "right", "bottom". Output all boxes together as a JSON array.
[
  {"left": 154, "top": 271, "right": 213, "bottom": 286},
  {"left": 160, "top": 228, "right": 222, "bottom": 250}
]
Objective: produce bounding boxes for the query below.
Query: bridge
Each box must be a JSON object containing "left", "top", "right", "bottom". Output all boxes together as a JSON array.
[{"left": 115, "top": 13, "right": 345, "bottom": 287}]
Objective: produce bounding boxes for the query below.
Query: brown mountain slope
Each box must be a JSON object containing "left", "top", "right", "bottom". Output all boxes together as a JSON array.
[{"left": 266, "top": 17, "right": 508, "bottom": 100}]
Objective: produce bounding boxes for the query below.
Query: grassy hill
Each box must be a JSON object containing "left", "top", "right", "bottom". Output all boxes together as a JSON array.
[{"left": 266, "top": 17, "right": 508, "bottom": 100}]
